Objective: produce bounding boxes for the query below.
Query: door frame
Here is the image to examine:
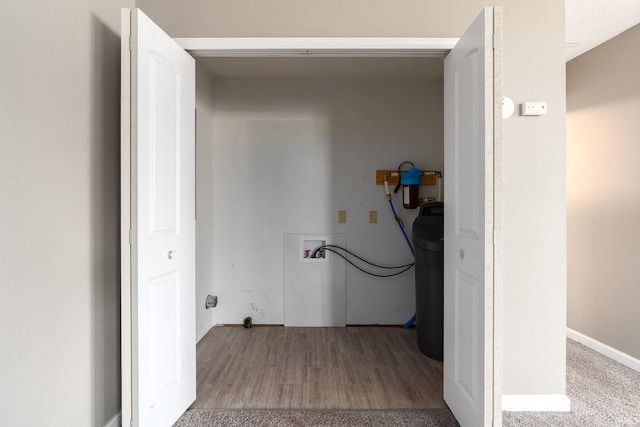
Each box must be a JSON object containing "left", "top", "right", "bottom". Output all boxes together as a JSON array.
[
  {"left": 174, "top": 37, "right": 458, "bottom": 57},
  {"left": 183, "top": 36, "right": 503, "bottom": 422},
  {"left": 122, "top": 32, "right": 502, "bottom": 426},
  {"left": 121, "top": 9, "right": 133, "bottom": 423}
]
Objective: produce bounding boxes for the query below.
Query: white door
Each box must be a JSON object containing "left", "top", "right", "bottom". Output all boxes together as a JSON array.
[
  {"left": 443, "top": 7, "right": 502, "bottom": 427},
  {"left": 121, "top": 8, "right": 196, "bottom": 427}
]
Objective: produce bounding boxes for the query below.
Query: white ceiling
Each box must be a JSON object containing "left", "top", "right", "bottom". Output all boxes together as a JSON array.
[{"left": 565, "top": 0, "right": 640, "bottom": 61}]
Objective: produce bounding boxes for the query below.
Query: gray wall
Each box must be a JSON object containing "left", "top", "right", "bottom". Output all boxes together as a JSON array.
[
  {"left": 0, "top": 2, "right": 566, "bottom": 425},
  {"left": 195, "top": 63, "right": 217, "bottom": 340},
  {"left": 139, "top": 0, "right": 567, "bottom": 398},
  {"left": 0, "top": 1, "right": 134, "bottom": 426},
  {"left": 567, "top": 24, "right": 640, "bottom": 360},
  {"left": 199, "top": 76, "right": 442, "bottom": 325},
  {"left": 500, "top": 3, "right": 567, "bottom": 395}
]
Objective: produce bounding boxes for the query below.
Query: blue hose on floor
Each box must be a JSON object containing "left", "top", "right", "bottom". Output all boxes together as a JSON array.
[
  {"left": 388, "top": 199, "right": 416, "bottom": 329},
  {"left": 402, "top": 312, "right": 416, "bottom": 329}
]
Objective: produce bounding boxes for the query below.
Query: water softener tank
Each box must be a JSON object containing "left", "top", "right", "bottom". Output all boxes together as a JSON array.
[{"left": 411, "top": 202, "right": 444, "bottom": 361}]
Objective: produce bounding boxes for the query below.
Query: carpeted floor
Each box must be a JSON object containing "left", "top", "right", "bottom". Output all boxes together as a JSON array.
[
  {"left": 174, "top": 338, "right": 640, "bottom": 426},
  {"left": 503, "top": 339, "right": 640, "bottom": 427},
  {"left": 175, "top": 409, "right": 458, "bottom": 426}
]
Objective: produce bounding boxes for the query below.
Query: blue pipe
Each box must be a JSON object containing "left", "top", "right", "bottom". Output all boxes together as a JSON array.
[
  {"left": 402, "top": 312, "right": 416, "bottom": 329},
  {"left": 388, "top": 199, "right": 414, "bottom": 257},
  {"left": 388, "top": 199, "right": 416, "bottom": 328}
]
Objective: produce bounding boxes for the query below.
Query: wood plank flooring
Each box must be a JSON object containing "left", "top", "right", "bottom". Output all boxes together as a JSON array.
[{"left": 191, "top": 326, "right": 446, "bottom": 410}]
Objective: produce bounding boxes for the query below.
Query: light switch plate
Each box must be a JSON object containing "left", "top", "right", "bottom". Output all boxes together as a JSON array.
[{"left": 338, "top": 210, "right": 347, "bottom": 224}]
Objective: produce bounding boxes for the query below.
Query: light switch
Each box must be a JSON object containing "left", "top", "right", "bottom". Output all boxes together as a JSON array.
[
  {"left": 369, "top": 211, "right": 377, "bottom": 224},
  {"left": 338, "top": 210, "right": 347, "bottom": 224}
]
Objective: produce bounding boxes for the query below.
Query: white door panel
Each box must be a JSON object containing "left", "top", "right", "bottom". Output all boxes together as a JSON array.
[
  {"left": 122, "top": 8, "right": 196, "bottom": 427},
  {"left": 444, "top": 7, "right": 501, "bottom": 427}
]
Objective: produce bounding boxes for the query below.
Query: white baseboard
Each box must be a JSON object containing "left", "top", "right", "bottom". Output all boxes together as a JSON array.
[
  {"left": 567, "top": 327, "right": 640, "bottom": 373},
  {"left": 105, "top": 412, "right": 121, "bottom": 427},
  {"left": 502, "top": 394, "right": 571, "bottom": 412}
]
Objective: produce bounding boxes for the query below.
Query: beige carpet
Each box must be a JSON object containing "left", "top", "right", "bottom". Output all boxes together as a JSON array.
[
  {"left": 503, "top": 339, "right": 640, "bottom": 426},
  {"left": 175, "top": 338, "right": 640, "bottom": 426},
  {"left": 175, "top": 409, "right": 457, "bottom": 426}
]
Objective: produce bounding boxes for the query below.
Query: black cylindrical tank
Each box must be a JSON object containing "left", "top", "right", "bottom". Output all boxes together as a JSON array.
[{"left": 411, "top": 202, "right": 444, "bottom": 361}]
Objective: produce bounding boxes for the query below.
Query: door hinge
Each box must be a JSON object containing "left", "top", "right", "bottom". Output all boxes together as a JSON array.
[
  {"left": 128, "top": 35, "right": 132, "bottom": 51},
  {"left": 128, "top": 229, "right": 133, "bottom": 245},
  {"left": 492, "top": 33, "right": 497, "bottom": 50}
]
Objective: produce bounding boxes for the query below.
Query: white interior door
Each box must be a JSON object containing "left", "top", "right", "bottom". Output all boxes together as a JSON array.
[
  {"left": 121, "top": 8, "right": 196, "bottom": 427},
  {"left": 443, "top": 7, "right": 501, "bottom": 427}
]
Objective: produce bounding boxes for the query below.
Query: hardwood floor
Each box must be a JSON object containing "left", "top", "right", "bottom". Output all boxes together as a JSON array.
[{"left": 191, "top": 326, "right": 446, "bottom": 410}]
